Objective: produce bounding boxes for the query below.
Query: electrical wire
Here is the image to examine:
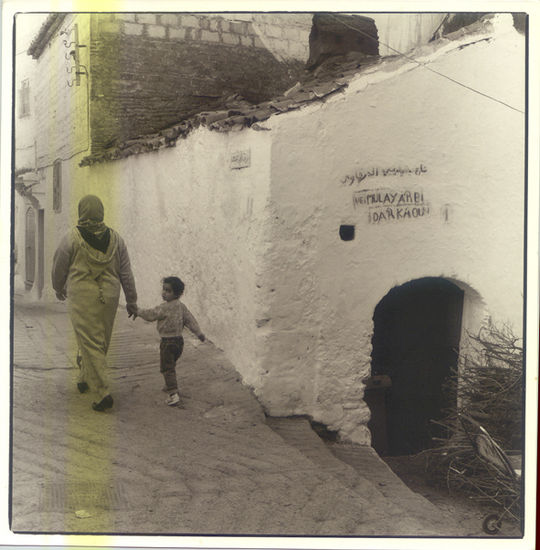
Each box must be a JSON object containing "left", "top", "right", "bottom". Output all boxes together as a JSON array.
[
  {"left": 328, "top": 13, "right": 524, "bottom": 114},
  {"left": 430, "top": 13, "right": 450, "bottom": 42}
]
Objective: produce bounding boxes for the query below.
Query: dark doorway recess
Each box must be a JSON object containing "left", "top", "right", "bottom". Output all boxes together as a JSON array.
[
  {"left": 367, "top": 277, "right": 464, "bottom": 456},
  {"left": 37, "top": 209, "right": 45, "bottom": 298},
  {"left": 25, "top": 207, "right": 36, "bottom": 290}
]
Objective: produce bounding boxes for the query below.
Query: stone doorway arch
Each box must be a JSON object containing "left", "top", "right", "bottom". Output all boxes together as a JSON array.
[{"left": 366, "top": 277, "right": 464, "bottom": 456}]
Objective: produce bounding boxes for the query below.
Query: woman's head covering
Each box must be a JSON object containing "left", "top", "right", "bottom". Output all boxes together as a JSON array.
[
  {"left": 77, "top": 195, "right": 110, "bottom": 252},
  {"left": 78, "top": 195, "right": 105, "bottom": 228}
]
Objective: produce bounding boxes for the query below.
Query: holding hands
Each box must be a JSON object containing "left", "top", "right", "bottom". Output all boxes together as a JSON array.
[{"left": 127, "top": 302, "right": 138, "bottom": 319}]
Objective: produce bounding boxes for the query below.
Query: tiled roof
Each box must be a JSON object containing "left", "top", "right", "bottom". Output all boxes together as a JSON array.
[
  {"left": 27, "top": 13, "right": 67, "bottom": 59},
  {"left": 80, "top": 51, "right": 381, "bottom": 166},
  {"left": 79, "top": 12, "right": 502, "bottom": 167}
]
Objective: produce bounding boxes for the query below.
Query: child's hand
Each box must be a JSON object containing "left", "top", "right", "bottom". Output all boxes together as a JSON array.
[{"left": 198, "top": 333, "right": 206, "bottom": 342}]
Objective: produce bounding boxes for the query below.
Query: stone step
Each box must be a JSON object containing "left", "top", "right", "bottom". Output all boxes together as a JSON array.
[
  {"left": 266, "top": 415, "right": 447, "bottom": 524},
  {"left": 328, "top": 442, "right": 436, "bottom": 507},
  {"left": 267, "top": 416, "right": 389, "bottom": 497}
]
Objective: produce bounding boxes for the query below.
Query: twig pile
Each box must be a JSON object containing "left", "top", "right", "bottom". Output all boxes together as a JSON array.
[{"left": 425, "top": 321, "right": 523, "bottom": 518}]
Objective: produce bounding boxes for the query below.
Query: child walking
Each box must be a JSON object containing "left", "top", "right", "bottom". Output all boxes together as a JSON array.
[{"left": 135, "top": 276, "right": 205, "bottom": 406}]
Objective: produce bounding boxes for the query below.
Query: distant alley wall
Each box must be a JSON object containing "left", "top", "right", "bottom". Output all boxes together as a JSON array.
[{"left": 33, "top": 14, "right": 91, "bottom": 169}]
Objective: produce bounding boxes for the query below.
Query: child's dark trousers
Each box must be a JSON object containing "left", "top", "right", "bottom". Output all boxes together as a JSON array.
[{"left": 160, "top": 336, "right": 184, "bottom": 394}]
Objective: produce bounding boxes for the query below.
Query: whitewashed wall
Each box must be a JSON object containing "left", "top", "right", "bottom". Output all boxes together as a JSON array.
[
  {"left": 257, "top": 15, "right": 525, "bottom": 443},
  {"left": 31, "top": 14, "right": 524, "bottom": 445},
  {"left": 14, "top": 13, "right": 47, "bottom": 171},
  {"left": 370, "top": 13, "right": 447, "bottom": 56},
  {"left": 47, "top": 128, "right": 273, "bottom": 384},
  {"left": 32, "top": 14, "right": 91, "bottom": 169},
  {"left": 13, "top": 14, "right": 48, "bottom": 296}
]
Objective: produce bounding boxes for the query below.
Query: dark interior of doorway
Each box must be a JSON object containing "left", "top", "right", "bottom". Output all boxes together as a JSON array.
[
  {"left": 25, "top": 207, "right": 35, "bottom": 290},
  {"left": 367, "top": 277, "right": 464, "bottom": 456}
]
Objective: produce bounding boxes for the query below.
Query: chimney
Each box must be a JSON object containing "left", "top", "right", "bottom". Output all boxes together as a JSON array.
[{"left": 307, "top": 13, "right": 379, "bottom": 69}]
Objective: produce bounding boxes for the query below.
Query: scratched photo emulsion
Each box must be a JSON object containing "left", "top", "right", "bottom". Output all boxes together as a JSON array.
[{"left": 11, "top": 10, "right": 529, "bottom": 542}]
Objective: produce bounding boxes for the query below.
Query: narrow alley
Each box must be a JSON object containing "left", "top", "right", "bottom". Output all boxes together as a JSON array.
[
  {"left": 8, "top": 8, "right": 531, "bottom": 547},
  {"left": 11, "top": 297, "right": 491, "bottom": 537}
]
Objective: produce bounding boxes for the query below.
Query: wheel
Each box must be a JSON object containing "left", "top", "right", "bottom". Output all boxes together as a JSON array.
[{"left": 482, "top": 513, "right": 502, "bottom": 535}]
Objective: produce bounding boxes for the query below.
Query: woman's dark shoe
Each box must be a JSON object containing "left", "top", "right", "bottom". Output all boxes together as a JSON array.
[
  {"left": 92, "top": 394, "right": 113, "bottom": 412},
  {"left": 77, "top": 382, "right": 89, "bottom": 394}
]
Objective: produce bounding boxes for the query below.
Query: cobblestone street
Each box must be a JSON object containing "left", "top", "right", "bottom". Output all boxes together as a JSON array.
[{"left": 11, "top": 297, "right": 484, "bottom": 538}]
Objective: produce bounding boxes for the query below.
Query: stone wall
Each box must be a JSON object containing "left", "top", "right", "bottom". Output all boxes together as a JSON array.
[
  {"left": 225, "top": 13, "right": 312, "bottom": 62},
  {"left": 89, "top": 13, "right": 308, "bottom": 152}
]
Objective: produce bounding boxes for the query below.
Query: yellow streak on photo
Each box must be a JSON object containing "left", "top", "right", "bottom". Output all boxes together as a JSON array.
[{"left": 54, "top": 4, "right": 124, "bottom": 538}]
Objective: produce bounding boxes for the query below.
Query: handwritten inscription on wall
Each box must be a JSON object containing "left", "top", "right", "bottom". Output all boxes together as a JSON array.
[
  {"left": 353, "top": 188, "right": 430, "bottom": 224},
  {"left": 230, "top": 149, "right": 251, "bottom": 170},
  {"left": 341, "top": 164, "right": 427, "bottom": 186}
]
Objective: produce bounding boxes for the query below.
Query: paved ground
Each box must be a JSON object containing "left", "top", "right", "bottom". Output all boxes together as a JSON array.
[{"left": 11, "top": 297, "right": 489, "bottom": 538}]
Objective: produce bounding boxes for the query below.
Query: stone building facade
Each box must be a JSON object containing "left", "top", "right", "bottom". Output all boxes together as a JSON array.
[{"left": 27, "top": 13, "right": 309, "bottom": 155}]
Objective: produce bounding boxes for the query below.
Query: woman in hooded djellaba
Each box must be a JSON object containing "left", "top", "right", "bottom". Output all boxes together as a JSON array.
[{"left": 52, "top": 195, "right": 138, "bottom": 411}]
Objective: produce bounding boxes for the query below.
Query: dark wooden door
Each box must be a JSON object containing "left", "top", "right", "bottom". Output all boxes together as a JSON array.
[
  {"left": 370, "top": 277, "right": 464, "bottom": 456},
  {"left": 25, "top": 207, "right": 36, "bottom": 289}
]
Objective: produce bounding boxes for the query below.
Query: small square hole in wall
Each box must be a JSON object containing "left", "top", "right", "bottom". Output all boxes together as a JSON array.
[{"left": 339, "top": 224, "right": 355, "bottom": 241}]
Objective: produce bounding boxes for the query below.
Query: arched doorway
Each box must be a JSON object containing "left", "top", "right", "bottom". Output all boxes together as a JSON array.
[
  {"left": 24, "top": 207, "right": 36, "bottom": 290},
  {"left": 367, "top": 277, "right": 464, "bottom": 456}
]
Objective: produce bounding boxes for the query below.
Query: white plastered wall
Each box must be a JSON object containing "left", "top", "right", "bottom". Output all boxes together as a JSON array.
[
  {"left": 258, "top": 15, "right": 524, "bottom": 443},
  {"left": 47, "top": 127, "right": 273, "bottom": 385},
  {"left": 31, "top": 15, "right": 524, "bottom": 446}
]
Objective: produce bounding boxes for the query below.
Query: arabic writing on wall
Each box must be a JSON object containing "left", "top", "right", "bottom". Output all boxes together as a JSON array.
[
  {"left": 230, "top": 149, "right": 251, "bottom": 170},
  {"left": 341, "top": 164, "right": 428, "bottom": 186}
]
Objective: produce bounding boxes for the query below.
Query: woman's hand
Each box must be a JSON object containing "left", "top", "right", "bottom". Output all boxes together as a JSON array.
[{"left": 126, "top": 302, "right": 138, "bottom": 319}]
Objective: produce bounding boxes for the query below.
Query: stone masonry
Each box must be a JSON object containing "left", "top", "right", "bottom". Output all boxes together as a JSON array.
[{"left": 89, "top": 13, "right": 308, "bottom": 152}]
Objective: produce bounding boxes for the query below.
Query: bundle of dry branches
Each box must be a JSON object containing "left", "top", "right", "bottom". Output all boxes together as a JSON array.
[{"left": 425, "top": 321, "right": 523, "bottom": 516}]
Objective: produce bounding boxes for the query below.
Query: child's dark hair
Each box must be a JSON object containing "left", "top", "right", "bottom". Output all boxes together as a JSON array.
[{"left": 163, "top": 276, "right": 185, "bottom": 297}]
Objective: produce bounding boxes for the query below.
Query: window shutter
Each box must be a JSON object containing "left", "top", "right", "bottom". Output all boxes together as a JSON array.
[
  {"left": 53, "top": 160, "right": 62, "bottom": 212},
  {"left": 18, "top": 79, "right": 30, "bottom": 118}
]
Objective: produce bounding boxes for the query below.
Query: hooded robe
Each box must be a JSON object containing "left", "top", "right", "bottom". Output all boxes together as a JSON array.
[{"left": 52, "top": 195, "right": 137, "bottom": 399}]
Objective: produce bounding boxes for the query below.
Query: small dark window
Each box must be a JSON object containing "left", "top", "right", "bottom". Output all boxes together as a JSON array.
[
  {"left": 339, "top": 224, "right": 355, "bottom": 241},
  {"left": 18, "top": 79, "right": 30, "bottom": 118},
  {"left": 53, "top": 160, "right": 62, "bottom": 213}
]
